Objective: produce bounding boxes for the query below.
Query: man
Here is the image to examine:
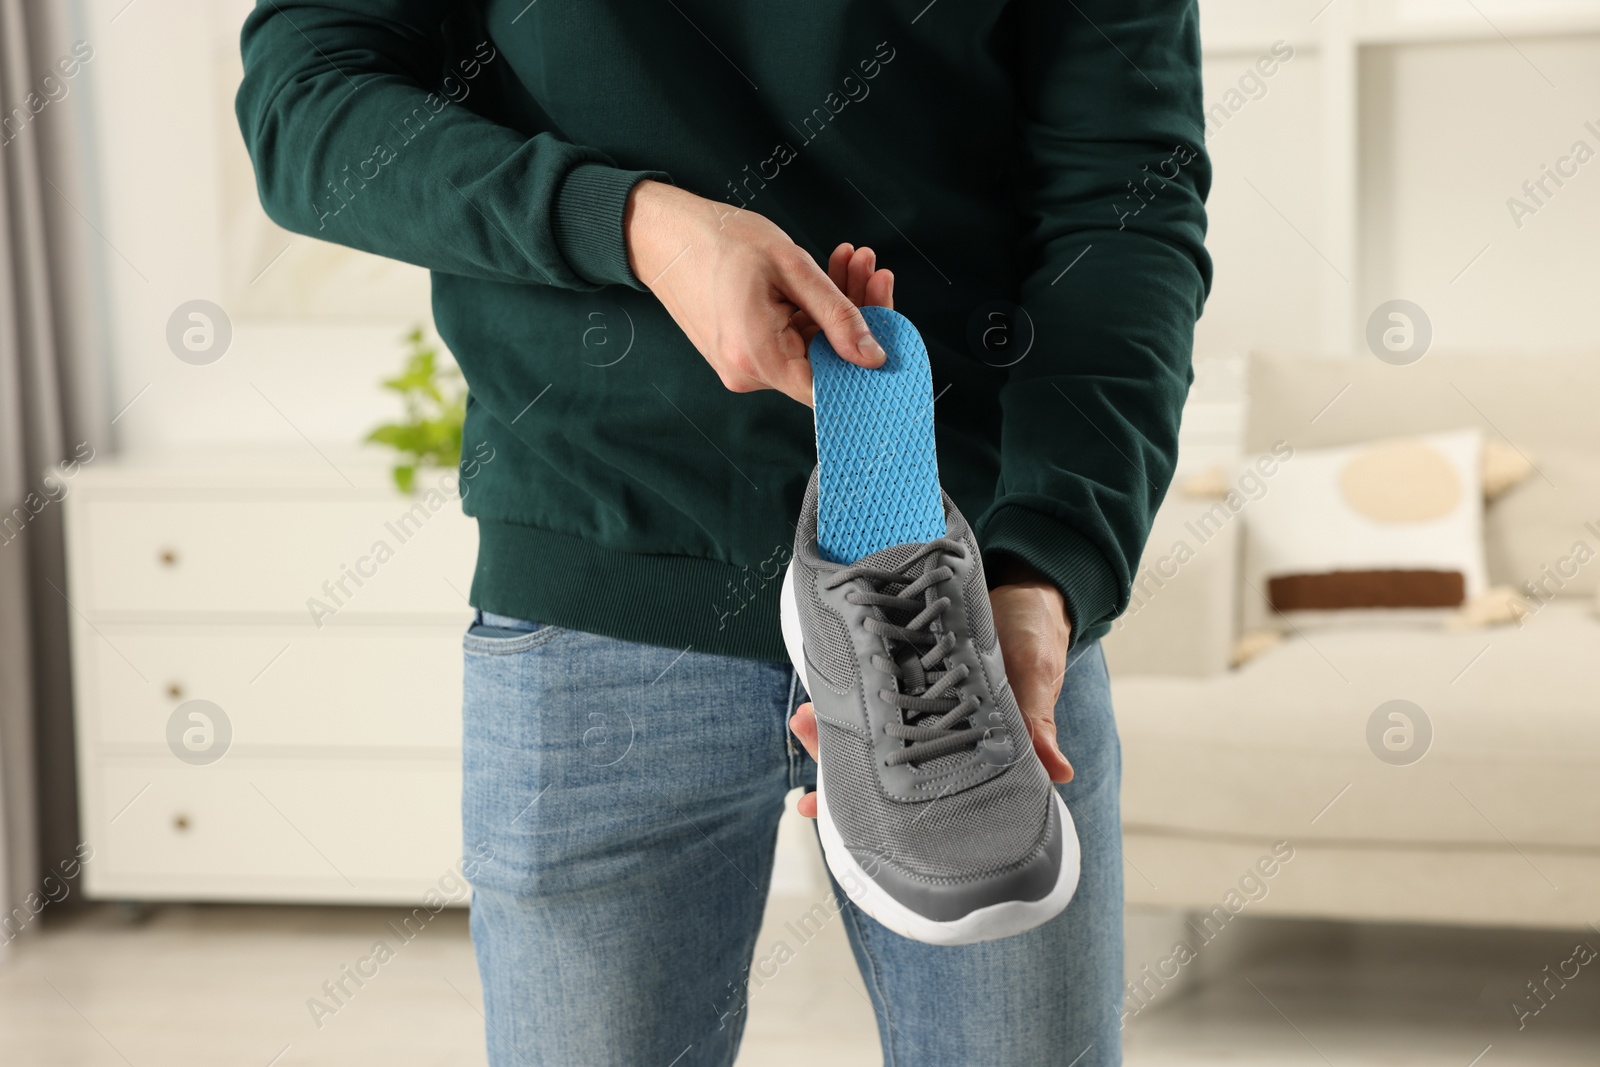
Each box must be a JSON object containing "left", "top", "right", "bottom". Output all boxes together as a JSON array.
[{"left": 238, "top": 2, "right": 1209, "bottom": 1063}]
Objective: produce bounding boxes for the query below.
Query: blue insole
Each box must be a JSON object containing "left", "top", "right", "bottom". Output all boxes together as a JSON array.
[{"left": 809, "top": 306, "right": 945, "bottom": 564}]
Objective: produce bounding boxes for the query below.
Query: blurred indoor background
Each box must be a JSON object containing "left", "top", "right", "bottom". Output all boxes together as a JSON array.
[{"left": 1, "top": 0, "right": 1598, "bottom": 1064}]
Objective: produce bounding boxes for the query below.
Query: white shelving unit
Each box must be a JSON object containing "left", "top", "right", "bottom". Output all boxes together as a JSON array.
[{"left": 63, "top": 449, "right": 477, "bottom": 905}]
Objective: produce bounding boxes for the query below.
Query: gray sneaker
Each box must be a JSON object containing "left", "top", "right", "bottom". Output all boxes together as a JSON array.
[{"left": 780, "top": 469, "right": 1080, "bottom": 945}]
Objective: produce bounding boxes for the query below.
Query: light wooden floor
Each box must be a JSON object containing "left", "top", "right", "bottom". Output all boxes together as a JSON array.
[
  {"left": 0, "top": 895, "right": 882, "bottom": 1067},
  {"left": 2, "top": 887, "right": 1596, "bottom": 1065}
]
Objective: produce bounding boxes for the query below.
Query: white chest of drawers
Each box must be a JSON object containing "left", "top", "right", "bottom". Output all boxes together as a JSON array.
[{"left": 63, "top": 449, "right": 477, "bottom": 905}]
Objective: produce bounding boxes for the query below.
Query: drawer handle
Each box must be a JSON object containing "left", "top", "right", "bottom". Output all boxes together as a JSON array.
[
  {"left": 167, "top": 682, "right": 184, "bottom": 700},
  {"left": 158, "top": 548, "right": 179, "bottom": 567},
  {"left": 172, "top": 813, "right": 191, "bottom": 832}
]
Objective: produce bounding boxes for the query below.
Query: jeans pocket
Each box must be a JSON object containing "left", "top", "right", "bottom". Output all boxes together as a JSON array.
[{"left": 462, "top": 611, "right": 570, "bottom": 655}]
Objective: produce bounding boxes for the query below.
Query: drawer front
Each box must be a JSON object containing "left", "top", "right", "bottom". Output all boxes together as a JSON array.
[
  {"left": 79, "top": 497, "right": 476, "bottom": 615},
  {"left": 90, "top": 758, "right": 463, "bottom": 898},
  {"left": 86, "top": 624, "right": 464, "bottom": 751}
]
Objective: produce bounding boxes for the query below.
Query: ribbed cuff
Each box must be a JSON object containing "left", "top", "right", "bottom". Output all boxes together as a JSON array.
[
  {"left": 551, "top": 162, "right": 671, "bottom": 290},
  {"left": 978, "top": 504, "right": 1122, "bottom": 648}
]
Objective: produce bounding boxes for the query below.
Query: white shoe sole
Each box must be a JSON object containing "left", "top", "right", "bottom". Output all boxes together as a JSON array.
[{"left": 780, "top": 563, "right": 1081, "bottom": 946}]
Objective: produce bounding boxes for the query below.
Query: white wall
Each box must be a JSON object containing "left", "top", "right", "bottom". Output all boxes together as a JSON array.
[
  {"left": 1197, "top": 42, "right": 1327, "bottom": 360},
  {"left": 1362, "top": 36, "right": 1600, "bottom": 351},
  {"left": 78, "top": 0, "right": 432, "bottom": 453},
  {"left": 1179, "top": 0, "right": 1600, "bottom": 472}
]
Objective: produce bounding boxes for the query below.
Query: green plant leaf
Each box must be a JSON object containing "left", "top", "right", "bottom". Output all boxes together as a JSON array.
[{"left": 366, "top": 326, "right": 468, "bottom": 494}]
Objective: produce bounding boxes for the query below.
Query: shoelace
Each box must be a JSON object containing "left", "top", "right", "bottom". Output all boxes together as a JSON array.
[{"left": 823, "top": 539, "right": 987, "bottom": 767}]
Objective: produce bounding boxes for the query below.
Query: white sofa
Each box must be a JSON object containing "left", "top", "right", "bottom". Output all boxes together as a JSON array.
[{"left": 1105, "top": 351, "right": 1600, "bottom": 930}]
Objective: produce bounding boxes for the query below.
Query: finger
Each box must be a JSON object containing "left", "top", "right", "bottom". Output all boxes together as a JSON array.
[
  {"left": 776, "top": 249, "right": 886, "bottom": 368},
  {"left": 790, "top": 701, "right": 821, "bottom": 819},
  {"left": 770, "top": 323, "right": 816, "bottom": 407},
  {"left": 789, "top": 702, "right": 820, "bottom": 761},
  {"left": 1023, "top": 703, "right": 1074, "bottom": 783},
  {"left": 864, "top": 267, "right": 894, "bottom": 310},
  {"left": 846, "top": 246, "right": 876, "bottom": 306},
  {"left": 828, "top": 244, "right": 854, "bottom": 292},
  {"left": 790, "top": 307, "right": 818, "bottom": 343}
]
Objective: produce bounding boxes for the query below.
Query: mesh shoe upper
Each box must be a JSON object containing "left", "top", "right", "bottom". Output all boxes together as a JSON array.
[{"left": 790, "top": 470, "right": 1056, "bottom": 886}]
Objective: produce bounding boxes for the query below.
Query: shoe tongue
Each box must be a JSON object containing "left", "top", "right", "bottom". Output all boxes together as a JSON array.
[
  {"left": 893, "top": 645, "right": 928, "bottom": 694},
  {"left": 859, "top": 534, "right": 982, "bottom": 773},
  {"left": 839, "top": 497, "right": 980, "bottom": 772},
  {"left": 855, "top": 543, "right": 936, "bottom": 633},
  {"left": 855, "top": 539, "right": 934, "bottom": 575},
  {"left": 866, "top": 543, "right": 971, "bottom": 771}
]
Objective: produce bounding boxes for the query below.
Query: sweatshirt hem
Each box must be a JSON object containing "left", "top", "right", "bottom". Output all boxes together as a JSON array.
[{"left": 470, "top": 516, "right": 789, "bottom": 663}]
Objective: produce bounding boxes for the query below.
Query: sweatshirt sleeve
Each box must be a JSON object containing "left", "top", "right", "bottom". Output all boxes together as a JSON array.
[
  {"left": 975, "top": 0, "right": 1212, "bottom": 643},
  {"left": 235, "top": 0, "right": 668, "bottom": 290}
]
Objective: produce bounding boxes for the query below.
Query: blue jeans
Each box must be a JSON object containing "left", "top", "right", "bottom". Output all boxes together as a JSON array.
[{"left": 462, "top": 610, "right": 1123, "bottom": 1066}]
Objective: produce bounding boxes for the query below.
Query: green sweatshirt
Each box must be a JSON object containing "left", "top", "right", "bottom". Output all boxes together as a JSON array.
[{"left": 237, "top": 0, "right": 1210, "bottom": 661}]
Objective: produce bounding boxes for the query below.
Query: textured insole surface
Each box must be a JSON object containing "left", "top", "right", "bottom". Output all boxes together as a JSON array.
[{"left": 810, "top": 306, "right": 945, "bottom": 564}]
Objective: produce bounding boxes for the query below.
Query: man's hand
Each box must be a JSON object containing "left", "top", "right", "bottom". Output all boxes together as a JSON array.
[
  {"left": 624, "top": 180, "right": 895, "bottom": 407},
  {"left": 788, "top": 559, "right": 1074, "bottom": 820},
  {"left": 985, "top": 558, "right": 1075, "bottom": 784}
]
